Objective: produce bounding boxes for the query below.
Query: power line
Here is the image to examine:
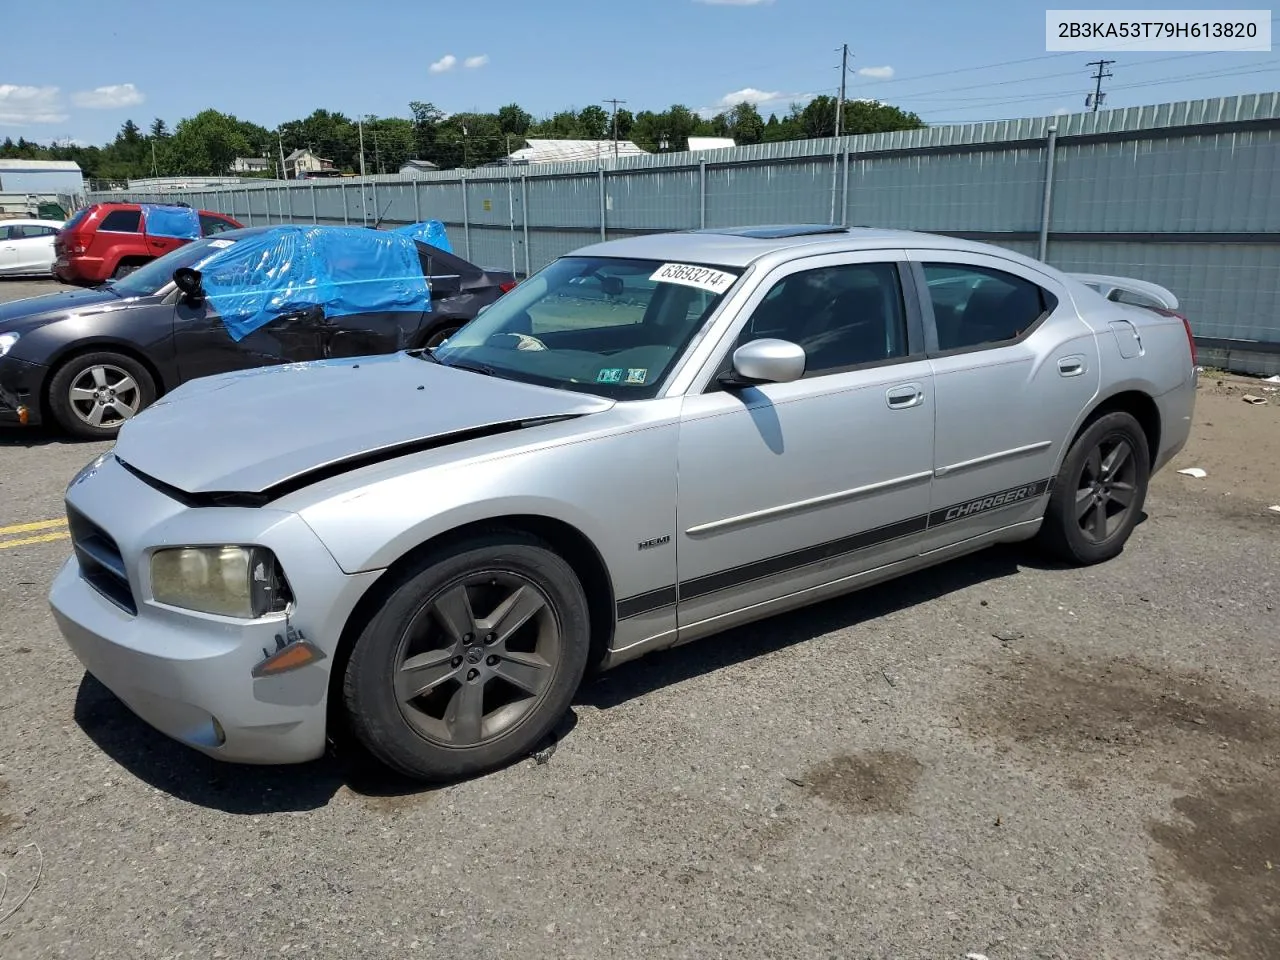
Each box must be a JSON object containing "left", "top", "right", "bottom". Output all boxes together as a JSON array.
[{"left": 1086, "top": 59, "right": 1115, "bottom": 111}]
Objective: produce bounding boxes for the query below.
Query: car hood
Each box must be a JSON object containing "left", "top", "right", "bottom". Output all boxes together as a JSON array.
[
  {"left": 0, "top": 286, "right": 123, "bottom": 335},
  {"left": 112, "top": 351, "right": 615, "bottom": 497}
]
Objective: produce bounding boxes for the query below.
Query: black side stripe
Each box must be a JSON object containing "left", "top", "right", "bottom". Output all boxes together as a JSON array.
[
  {"left": 613, "top": 477, "right": 1054, "bottom": 621},
  {"left": 615, "top": 585, "right": 679, "bottom": 621}
]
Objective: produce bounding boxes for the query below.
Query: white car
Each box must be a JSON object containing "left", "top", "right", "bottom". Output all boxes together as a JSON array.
[{"left": 0, "top": 218, "right": 64, "bottom": 277}]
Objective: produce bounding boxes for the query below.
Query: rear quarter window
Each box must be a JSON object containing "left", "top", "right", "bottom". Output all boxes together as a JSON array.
[{"left": 98, "top": 209, "right": 142, "bottom": 233}]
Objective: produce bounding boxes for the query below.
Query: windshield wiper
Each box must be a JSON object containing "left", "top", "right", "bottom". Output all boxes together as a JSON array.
[{"left": 443, "top": 358, "right": 500, "bottom": 377}]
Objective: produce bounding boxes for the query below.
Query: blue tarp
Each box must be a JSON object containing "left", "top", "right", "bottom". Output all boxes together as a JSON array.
[
  {"left": 199, "top": 224, "right": 433, "bottom": 342},
  {"left": 141, "top": 204, "right": 200, "bottom": 239},
  {"left": 393, "top": 219, "right": 452, "bottom": 253}
]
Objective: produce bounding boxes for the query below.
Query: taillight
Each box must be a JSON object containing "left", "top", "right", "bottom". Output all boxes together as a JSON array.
[
  {"left": 1175, "top": 312, "right": 1196, "bottom": 366},
  {"left": 498, "top": 280, "right": 518, "bottom": 294},
  {"left": 1153, "top": 307, "right": 1197, "bottom": 367}
]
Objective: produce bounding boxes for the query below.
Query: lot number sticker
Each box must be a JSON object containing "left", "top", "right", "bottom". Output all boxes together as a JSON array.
[{"left": 649, "top": 263, "right": 736, "bottom": 294}]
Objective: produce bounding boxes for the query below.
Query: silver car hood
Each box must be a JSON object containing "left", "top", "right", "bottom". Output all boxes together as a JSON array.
[{"left": 113, "top": 352, "right": 614, "bottom": 496}]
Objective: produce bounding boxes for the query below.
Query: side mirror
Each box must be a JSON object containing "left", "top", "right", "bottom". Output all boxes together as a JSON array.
[
  {"left": 173, "top": 267, "right": 204, "bottom": 303},
  {"left": 721, "top": 338, "right": 806, "bottom": 387}
]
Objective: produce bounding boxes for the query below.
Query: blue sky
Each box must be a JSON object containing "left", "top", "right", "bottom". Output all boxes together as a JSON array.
[{"left": 2, "top": 0, "right": 1277, "bottom": 146}]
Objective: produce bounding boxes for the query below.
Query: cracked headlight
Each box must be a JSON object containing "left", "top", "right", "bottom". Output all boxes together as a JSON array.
[
  {"left": 0, "top": 332, "right": 19, "bottom": 358},
  {"left": 151, "top": 545, "right": 292, "bottom": 619}
]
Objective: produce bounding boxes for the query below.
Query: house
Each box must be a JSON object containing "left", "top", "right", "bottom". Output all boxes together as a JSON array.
[
  {"left": 399, "top": 159, "right": 440, "bottom": 176},
  {"left": 231, "top": 156, "right": 271, "bottom": 174},
  {"left": 492, "top": 139, "right": 648, "bottom": 166},
  {"left": 284, "top": 148, "right": 336, "bottom": 179}
]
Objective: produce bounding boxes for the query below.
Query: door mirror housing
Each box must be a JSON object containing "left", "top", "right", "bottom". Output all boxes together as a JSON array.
[
  {"left": 721, "top": 338, "right": 807, "bottom": 386},
  {"left": 173, "top": 267, "right": 204, "bottom": 304}
]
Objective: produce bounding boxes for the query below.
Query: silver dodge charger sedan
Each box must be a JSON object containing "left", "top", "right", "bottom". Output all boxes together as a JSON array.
[{"left": 49, "top": 225, "right": 1197, "bottom": 782}]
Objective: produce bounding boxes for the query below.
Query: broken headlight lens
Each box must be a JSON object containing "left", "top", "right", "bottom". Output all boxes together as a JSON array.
[{"left": 150, "top": 545, "right": 291, "bottom": 619}]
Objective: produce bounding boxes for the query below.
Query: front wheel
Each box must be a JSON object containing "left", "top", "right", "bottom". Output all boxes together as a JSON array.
[
  {"left": 342, "top": 531, "right": 591, "bottom": 782},
  {"left": 1037, "top": 410, "right": 1150, "bottom": 565},
  {"left": 47, "top": 351, "right": 156, "bottom": 440},
  {"left": 420, "top": 322, "right": 463, "bottom": 350}
]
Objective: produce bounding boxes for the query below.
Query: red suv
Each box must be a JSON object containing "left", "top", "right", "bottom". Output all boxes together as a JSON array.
[{"left": 54, "top": 202, "right": 243, "bottom": 285}]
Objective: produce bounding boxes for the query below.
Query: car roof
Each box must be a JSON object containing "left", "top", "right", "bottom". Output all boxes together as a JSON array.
[
  {"left": 2, "top": 218, "right": 63, "bottom": 227},
  {"left": 569, "top": 225, "right": 1055, "bottom": 274}
]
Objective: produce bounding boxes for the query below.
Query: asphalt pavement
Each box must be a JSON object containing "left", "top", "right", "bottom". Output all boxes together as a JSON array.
[{"left": 1, "top": 279, "right": 1277, "bottom": 960}]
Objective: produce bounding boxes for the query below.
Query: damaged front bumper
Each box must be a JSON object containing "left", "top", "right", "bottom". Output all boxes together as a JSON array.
[{"left": 0, "top": 355, "right": 47, "bottom": 426}]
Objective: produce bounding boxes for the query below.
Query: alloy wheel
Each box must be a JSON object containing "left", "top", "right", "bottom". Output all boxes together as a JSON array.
[
  {"left": 1075, "top": 433, "right": 1139, "bottom": 544},
  {"left": 393, "top": 571, "right": 561, "bottom": 748},
  {"left": 68, "top": 364, "right": 143, "bottom": 428}
]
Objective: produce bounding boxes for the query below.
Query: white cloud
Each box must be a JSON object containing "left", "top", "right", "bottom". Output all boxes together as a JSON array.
[
  {"left": 429, "top": 54, "right": 457, "bottom": 74},
  {"left": 0, "top": 84, "right": 67, "bottom": 125},
  {"left": 464, "top": 54, "right": 489, "bottom": 69},
  {"left": 719, "top": 87, "right": 783, "bottom": 107},
  {"left": 1053, "top": 106, "right": 1070, "bottom": 116},
  {"left": 71, "top": 83, "right": 144, "bottom": 109},
  {"left": 857, "top": 65, "right": 894, "bottom": 79},
  {"left": 695, "top": 0, "right": 774, "bottom": 4}
]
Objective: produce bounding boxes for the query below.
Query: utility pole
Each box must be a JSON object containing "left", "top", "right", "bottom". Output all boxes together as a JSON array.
[
  {"left": 830, "top": 43, "right": 851, "bottom": 224},
  {"left": 151, "top": 139, "right": 158, "bottom": 178},
  {"left": 604, "top": 98, "right": 627, "bottom": 159},
  {"left": 835, "top": 43, "right": 849, "bottom": 139},
  {"left": 278, "top": 133, "right": 288, "bottom": 180},
  {"left": 1086, "top": 59, "right": 1114, "bottom": 112},
  {"left": 357, "top": 118, "right": 367, "bottom": 177}
]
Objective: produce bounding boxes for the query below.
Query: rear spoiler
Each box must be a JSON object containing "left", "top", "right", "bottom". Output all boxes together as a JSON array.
[{"left": 1067, "top": 272, "right": 1179, "bottom": 312}]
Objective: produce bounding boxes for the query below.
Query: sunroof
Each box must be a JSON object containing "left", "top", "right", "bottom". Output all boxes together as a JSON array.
[{"left": 691, "top": 224, "right": 851, "bottom": 239}]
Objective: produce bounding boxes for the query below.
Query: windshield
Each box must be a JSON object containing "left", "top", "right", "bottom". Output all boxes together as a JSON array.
[
  {"left": 431, "top": 255, "right": 741, "bottom": 399},
  {"left": 109, "top": 236, "right": 239, "bottom": 298}
]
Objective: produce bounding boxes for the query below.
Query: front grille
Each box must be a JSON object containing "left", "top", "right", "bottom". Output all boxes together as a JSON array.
[{"left": 66, "top": 505, "right": 136, "bottom": 615}]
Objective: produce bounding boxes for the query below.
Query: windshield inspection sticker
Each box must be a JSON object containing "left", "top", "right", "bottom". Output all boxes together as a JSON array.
[
  {"left": 625, "top": 368, "right": 648, "bottom": 384},
  {"left": 596, "top": 368, "right": 623, "bottom": 384},
  {"left": 649, "top": 262, "right": 736, "bottom": 294},
  {"left": 208, "top": 239, "right": 235, "bottom": 248}
]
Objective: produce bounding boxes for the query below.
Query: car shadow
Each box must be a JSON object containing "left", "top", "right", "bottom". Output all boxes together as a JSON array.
[
  {"left": 68, "top": 533, "right": 1122, "bottom": 813},
  {"left": 578, "top": 542, "right": 1030, "bottom": 710},
  {"left": 71, "top": 672, "right": 580, "bottom": 815},
  {"left": 0, "top": 427, "right": 71, "bottom": 448}
]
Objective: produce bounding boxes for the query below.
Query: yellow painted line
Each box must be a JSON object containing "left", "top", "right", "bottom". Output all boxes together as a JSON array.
[
  {"left": 0, "top": 531, "right": 71, "bottom": 550},
  {"left": 0, "top": 518, "right": 67, "bottom": 536}
]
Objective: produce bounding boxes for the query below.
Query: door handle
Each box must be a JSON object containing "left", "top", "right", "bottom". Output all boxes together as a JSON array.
[
  {"left": 886, "top": 383, "right": 925, "bottom": 409},
  {"left": 1058, "top": 355, "right": 1086, "bottom": 377}
]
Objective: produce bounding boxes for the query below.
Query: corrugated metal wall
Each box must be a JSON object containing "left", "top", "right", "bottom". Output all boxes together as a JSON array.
[{"left": 92, "top": 93, "right": 1280, "bottom": 373}]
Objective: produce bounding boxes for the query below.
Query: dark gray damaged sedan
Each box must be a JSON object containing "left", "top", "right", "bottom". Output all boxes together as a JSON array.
[{"left": 0, "top": 226, "right": 516, "bottom": 438}]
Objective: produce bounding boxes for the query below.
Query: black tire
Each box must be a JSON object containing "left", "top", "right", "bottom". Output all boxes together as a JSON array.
[
  {"left": 342, "top": 531, "right": 591, "bottom": 782},
  {"left": 112, "top": 262, "right": 140, "bottom": 280},
  {"left": 1038, "top": 410, "right": 1150, "bottom": 565},
  {"left": 48, "top": 351, "right": 157, "bottom": 440},
  {"left": 420, "top": 321, "right": 464, "bottom": 350}
]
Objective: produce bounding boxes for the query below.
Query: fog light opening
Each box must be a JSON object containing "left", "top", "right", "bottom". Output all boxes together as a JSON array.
[{"left": 211, "top": 716, "right": 226, "bottom": 746}]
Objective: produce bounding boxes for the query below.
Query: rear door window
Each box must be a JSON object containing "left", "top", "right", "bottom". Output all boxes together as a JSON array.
[
  {"left": 98, "top": 209, "right": 142, "bottom": 233},
  {"left": 199, "top": 213, "right": 237, "bottom": 236}
]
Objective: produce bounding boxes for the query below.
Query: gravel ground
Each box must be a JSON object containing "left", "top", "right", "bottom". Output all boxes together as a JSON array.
[{"left": 1, "top": 280, "right": 1277, "bottom": 960}]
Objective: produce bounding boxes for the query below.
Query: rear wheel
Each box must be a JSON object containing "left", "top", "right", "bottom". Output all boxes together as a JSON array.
[
  {"left": 48, "top": 351, "right": 156, "bottom": 440},
  {"left": 342, "top": 531, "right": 591, "bottom": 782},
  {"left": 1037, "top": 410, "right": 1150, "bottom": 565},
  {"left": 112, "top": 261, "right": 143, "bottom": 280}
]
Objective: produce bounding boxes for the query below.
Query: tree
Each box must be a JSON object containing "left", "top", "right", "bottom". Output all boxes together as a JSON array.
[
  {"left": 727, "top": 102, "right": 765, "bottom": 145},
  {"left": 497, "top": 103, "right": 532, "bottom": 137},
  {"left": 149, "top": 118, "right": 169, "bottom": 139},
  {"left": 576, "top": 105, "right": 609, "bottom": 140},
  {"left": 166, "top": 109, "right": 254, "bottom": 175},
  {"left": 614, "top": 108, "right": 635, "bottom": 141}
]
